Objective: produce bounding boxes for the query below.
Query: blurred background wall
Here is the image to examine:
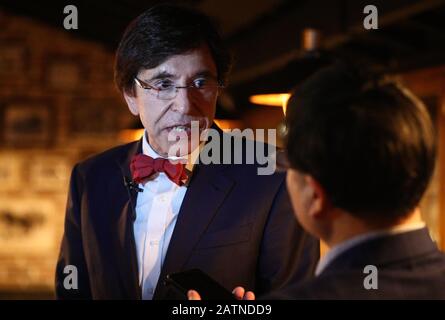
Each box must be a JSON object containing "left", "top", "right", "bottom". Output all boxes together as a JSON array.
[{"left": 0, "top": 8, "right": 135, "bottom": 299}]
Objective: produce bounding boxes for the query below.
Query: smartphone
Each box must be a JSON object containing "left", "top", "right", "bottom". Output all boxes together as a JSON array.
[{"left": 165, "top": 269, "right": 236, "bottom": 300}]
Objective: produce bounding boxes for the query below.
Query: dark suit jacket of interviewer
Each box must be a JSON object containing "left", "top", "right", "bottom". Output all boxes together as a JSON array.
[{"left": 263, "top": 228, "right": 445, "bottom": 300}]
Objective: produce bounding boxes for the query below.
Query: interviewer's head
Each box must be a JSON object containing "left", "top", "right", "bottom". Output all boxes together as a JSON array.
[{"left": 284, "top": 63, "right": 436, "bottom": 242}]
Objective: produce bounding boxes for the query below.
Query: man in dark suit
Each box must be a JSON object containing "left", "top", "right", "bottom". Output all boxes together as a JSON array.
[
  {"left": 190, "top": 64, "right": 445, "bottom": 300},
  {"left": 55, "top": 4, "right": 319, "bottom": 300}
]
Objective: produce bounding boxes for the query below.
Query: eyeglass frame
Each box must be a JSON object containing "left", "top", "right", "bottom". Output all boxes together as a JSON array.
[{"left": 134, "top": 76, "right": 224, "bottom": 100}]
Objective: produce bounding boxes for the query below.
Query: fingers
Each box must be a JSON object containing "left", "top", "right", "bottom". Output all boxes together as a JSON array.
[
  {"left": 232, "top": 286, "right": 246, "bottom": 300},
  {"left": 232, "top": 286, "right": 256, "bottom": 300},
  {"left": 243, "top": 291, "right": 256, "bottom": 300},
  {"left": 187, "top": 289, "right": 202, "bottom": 300},
  {"left": 189, "top": 287, "right": 255, "bottom": 301}
]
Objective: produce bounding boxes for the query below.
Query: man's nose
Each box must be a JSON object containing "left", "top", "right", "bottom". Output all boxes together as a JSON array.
[{"left": 172, "top": 88, "right": 194, "bottom": 114}]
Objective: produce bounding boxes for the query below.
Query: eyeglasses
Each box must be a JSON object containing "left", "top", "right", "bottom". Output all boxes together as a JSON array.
[{"left": 134, "top": 76, "right": 224, "bottom": 100}]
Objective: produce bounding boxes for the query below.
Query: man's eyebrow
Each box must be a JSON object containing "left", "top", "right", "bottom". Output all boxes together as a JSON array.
[
  {"left": 144, "top": 71, "right": 177, "bottom": 82},
  {"left": 194, "top": 70, "right": 217, "bottom": 79},
  {"left": 143, "top": 70, "right": 217, "bottom": 82}
]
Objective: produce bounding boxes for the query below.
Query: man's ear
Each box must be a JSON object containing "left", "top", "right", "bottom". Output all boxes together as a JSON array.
[
  {"left": 124, "top": 91, "right": 139, "bottom": 116},
  {"left": 304, "top": 175, "right": 330, "bottom": 219}
]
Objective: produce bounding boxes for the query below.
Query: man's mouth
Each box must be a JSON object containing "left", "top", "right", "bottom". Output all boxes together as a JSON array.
[
  {"left": 164, "top": 121, "right": 207, "bottom": 135},
  {"left": 166, "top": 124, "right": 192, "bottom": 134}
]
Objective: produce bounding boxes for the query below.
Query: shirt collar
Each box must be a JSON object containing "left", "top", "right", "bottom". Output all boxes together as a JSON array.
[{"left": 315, "top": 221, "right": 426, "bottom": 276}]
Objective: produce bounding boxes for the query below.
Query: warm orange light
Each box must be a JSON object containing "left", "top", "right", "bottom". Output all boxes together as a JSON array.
[
  {"left": 249, "top": 93, "right": 291, "bottom": 114},
  {"left": 119, "top": 129, "right": 145, "bottom": 142},
  {"left": 213, "top": 119, "right": 244, "bottom": 131}
]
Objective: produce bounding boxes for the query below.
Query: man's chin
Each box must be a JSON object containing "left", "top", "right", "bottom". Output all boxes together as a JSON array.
[{"left": 165, "top": 138, "right": 200, "bottom": 158}]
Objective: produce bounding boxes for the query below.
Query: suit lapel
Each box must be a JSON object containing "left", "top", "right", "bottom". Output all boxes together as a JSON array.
[
  {"left": 154, "top": 161, "right": 235, "bottom": 298},
  {"left": 112, "top": 139, "right": 142, "bottom": 299}
]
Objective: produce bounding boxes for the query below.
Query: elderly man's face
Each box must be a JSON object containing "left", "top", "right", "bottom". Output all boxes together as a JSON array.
[{"left": 124, "top": 45, "right": 218, "bottom": 156}]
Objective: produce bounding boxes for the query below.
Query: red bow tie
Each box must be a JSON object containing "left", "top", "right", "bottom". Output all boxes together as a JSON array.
[{"left": 130, "top": 154, "right": 188, "bottom": 186}]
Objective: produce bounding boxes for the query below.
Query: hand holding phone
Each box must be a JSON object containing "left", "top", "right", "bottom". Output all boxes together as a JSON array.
[{"left": 165, "top": 269, "right": 236, "bottom": 300}]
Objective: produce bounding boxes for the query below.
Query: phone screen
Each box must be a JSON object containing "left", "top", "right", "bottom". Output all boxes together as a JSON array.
[{"left": 165, "top": 269, "right": 236, "bottom": 300}]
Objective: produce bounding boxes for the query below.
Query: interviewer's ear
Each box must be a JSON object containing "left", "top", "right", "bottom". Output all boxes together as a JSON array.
[
  {"left": 304, "top": 175, "right": 330, "bottom": 219},
  {"left": 124, "top": 91, "right": 139, "bottom": 116}
]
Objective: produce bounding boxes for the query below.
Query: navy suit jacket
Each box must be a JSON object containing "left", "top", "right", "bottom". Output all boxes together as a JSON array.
[
  {"left": 264, "top": 228, "right": 445, "bottom": 299},
  {"left": 55, "top": 131, "right": 319, "bottom": 299}
]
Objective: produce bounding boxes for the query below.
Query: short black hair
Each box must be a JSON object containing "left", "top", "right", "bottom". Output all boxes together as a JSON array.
[
  {"left": 285, "top": 63, "right": 436, "bottom": 221},
  {"left": 114, "top": 4, "right": 232, "bottom": 96}
]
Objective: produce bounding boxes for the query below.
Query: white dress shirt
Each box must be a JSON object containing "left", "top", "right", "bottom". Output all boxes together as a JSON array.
[
  {"left": 133, "top": 133, "right": 198, "bottom": 300},
  {"left": 315, "top": 222, "right": 427, "bottom": 276}
]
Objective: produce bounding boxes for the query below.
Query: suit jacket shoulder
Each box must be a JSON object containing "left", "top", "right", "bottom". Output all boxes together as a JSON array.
[
  {"left": 262, "top": 228, "right": 445, "bottom": 299},
  {"left": 75, "top": 140, "right": 140, "bottom": 176}
]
